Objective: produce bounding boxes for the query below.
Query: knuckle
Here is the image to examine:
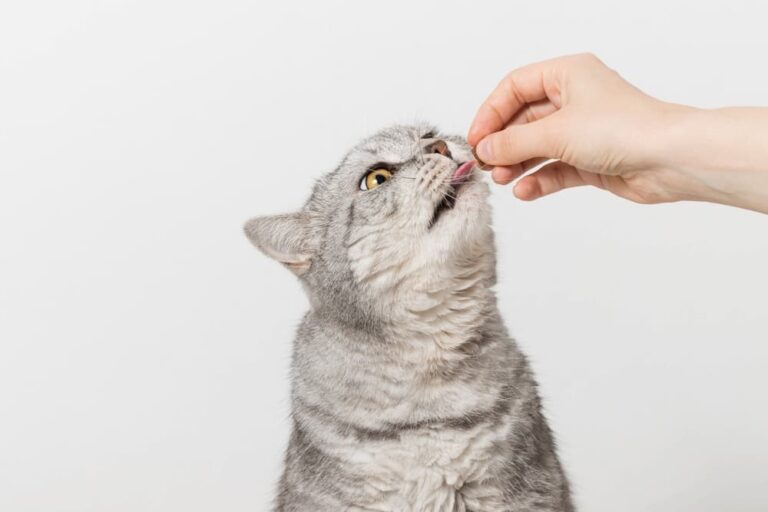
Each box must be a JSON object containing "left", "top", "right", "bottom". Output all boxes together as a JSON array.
[{"left": 568, "top": 52, "right": 603, "bottom": 70}]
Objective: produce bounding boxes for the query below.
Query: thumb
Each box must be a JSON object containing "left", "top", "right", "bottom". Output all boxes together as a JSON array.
[{"left": 474, "top": 114, "right": 567, "bottom": 166}]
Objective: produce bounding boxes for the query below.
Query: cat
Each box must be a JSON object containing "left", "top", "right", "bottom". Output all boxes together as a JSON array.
[{"left": 244, "top": 124, "right": 573, "bottom": 512}]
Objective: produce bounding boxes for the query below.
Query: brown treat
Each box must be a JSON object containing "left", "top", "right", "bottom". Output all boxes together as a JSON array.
[{"left": 471, "top": 146, "right": 493, "bottom": 170}]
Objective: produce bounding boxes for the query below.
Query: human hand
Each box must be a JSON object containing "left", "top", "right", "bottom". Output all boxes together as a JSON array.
[{"left": 468, "top": 53, "right": 695, "bottom": 204}]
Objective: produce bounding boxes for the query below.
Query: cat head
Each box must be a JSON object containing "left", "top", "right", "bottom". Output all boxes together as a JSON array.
[{"left": 244, "top": 124, "right": 494, "bottom": 326}]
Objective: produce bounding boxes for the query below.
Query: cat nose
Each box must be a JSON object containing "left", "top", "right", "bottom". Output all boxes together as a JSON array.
[{"left": 425, "top": 140, "right": 452, "bottom": 159}]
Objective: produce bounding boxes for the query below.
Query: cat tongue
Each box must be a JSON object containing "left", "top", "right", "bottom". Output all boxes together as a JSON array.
[{"left": 451, "top": 161, "right": 475, "bottom": 185}]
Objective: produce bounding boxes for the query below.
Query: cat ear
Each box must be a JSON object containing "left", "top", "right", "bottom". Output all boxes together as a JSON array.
[{"left": 243, "top": 213, "right": 314, "bottom": 276}]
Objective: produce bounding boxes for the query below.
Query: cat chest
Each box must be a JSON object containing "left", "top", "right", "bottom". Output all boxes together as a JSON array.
[{"left": 333, "top": 423, "right": 509, "bottom": 512}]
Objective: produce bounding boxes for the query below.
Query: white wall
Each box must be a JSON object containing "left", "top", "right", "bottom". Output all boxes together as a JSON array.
[{"left": 1, "top": 1, "right": 767, "bottom": 511}]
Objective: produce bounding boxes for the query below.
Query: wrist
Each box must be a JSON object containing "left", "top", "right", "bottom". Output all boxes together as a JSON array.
[{"left": 649, "top": 105, "right": 768, "bottom": 212}]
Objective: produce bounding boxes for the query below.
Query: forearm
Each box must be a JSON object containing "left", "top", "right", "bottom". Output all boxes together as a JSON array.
[{"left": 657, "top": 106, "right": 768, "bottom": 214}]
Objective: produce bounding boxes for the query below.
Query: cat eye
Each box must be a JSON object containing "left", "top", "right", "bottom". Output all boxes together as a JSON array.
[{"left": 360, "top": 168, "right": 393, "bottom": 191}]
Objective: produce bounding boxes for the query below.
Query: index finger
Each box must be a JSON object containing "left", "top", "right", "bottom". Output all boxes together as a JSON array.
[{"left": 467, "top": 58, "right": 563, "bottom": 147}]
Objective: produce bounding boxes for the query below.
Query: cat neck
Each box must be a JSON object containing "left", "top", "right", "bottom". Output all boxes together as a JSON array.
[{"left": 382, "top": 249, "right": 497, "bottom": 351}]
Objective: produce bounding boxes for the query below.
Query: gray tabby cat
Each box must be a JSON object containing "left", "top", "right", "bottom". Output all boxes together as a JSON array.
[{"left": 245, "top": 124, "right": 573, "bottom": 512}]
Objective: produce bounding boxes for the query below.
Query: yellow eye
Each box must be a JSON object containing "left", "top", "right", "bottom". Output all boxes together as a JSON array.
[{"left": 360, "top": 168, "right": 393, "bottom": 191}]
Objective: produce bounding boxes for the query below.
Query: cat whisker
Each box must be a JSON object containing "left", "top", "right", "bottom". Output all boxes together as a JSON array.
[{"left": 440, "top": 190, "right": 459, "bottom": 201}]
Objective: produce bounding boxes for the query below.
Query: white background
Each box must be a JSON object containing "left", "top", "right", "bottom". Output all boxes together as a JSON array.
[{"left": 1, "top": 1, "right": 767, "bottom": 511}]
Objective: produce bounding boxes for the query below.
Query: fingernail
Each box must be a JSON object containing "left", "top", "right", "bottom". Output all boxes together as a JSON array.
[{"left": 471, "top": 145, "right": 493, "bottom": 171}]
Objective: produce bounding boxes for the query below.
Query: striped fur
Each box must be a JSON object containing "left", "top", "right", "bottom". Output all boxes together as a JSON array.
[{"left": 245, "top": 125, "right": 573, "bottom": 511}]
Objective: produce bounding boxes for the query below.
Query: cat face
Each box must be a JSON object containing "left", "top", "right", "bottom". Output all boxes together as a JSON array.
[{"left": 245, "top": 124, "right": 493, "bottom": 322}]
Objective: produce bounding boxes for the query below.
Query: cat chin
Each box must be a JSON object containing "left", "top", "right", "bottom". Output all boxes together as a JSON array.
[{"left": 428, "top": 179, "right": 492, "bottom": 241}]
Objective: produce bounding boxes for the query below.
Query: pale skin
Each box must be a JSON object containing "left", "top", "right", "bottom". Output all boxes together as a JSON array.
[{"left": 468, "top": 53, "right": 768, "bottom": 215}]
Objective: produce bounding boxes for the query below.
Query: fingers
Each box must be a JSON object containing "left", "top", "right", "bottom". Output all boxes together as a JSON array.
[
  {"left": 493, "top": 161, "right": 647, "bottom": 203},
  {"left": 490, "top": 165, "right": 526, "bottom": 185},
  {"left": 512, "top": 162, "right": 590, "bottom": 200},
  {"left": 488, "top": 157, "right": 549, "bottom": 184},
  {"left": 475, "top": 114, "right": 566, "bottom": 166},
  {"left": 508, "top": 100, "right": 559, "bottom": 127},
  {"left": 467, "top": 58, "right": 564, "bottom": 146}
]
